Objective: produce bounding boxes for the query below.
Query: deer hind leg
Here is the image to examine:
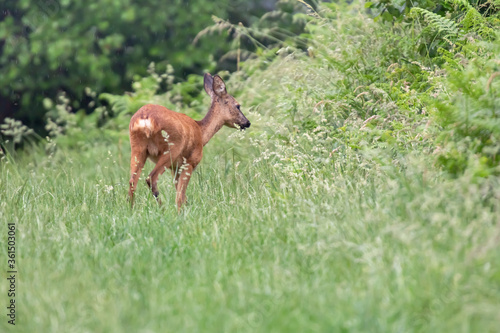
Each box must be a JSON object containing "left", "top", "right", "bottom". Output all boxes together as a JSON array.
[
  {"left": 129, "top": 148, "right": 147, "bottom": 208},
  {"left": 175, "top": 163, "right": 195, "bottom": 211},
  {"left": 146, "top": 154, "right": 174, "bottom": 205}
]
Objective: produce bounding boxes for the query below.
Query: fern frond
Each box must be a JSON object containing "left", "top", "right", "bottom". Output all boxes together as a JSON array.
[
  {"left": 410, "top": 7, "right": 459, "bottom": 38},
  {"left": 444, "top": 0, "right": 495, "bottom": 39}
]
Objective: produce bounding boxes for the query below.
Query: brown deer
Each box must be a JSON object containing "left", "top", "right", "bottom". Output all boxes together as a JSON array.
[{"left": 128, "top": 73, "right": 250, "bottom": 210}]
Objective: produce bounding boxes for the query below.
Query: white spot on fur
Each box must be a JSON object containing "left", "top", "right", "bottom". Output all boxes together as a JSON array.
[
  {"left": 136, "top": 118, "right": 152, "bottom": 130},
  {"left": 133, "top": 118, "right": 153, "bottom": 138}
]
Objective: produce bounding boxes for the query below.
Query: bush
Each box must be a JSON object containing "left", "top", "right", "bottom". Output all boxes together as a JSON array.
[{"left": 433, "top": 36, "right": 500, "bottom": 177}]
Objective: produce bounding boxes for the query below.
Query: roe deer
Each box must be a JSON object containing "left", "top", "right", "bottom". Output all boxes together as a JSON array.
[{"left": 128, "top": 73, "right": 250, "bottom": 210}]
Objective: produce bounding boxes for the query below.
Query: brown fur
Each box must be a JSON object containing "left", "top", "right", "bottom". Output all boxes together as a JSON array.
[{"left": 128, "top": 74, "right": 250, "bottom": 211}]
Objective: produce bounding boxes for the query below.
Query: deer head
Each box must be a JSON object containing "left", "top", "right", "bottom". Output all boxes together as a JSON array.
[{"left": 204, "top": 73, "right": 251, "bottom": 130}]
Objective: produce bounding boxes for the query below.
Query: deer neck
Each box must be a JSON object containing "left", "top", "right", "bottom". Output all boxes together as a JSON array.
[{"left": 196, "top": 103, "right": 226, "bottom": 146}]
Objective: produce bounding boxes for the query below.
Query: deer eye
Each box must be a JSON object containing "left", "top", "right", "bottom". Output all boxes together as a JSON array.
[{"left": 236, "top": 105, "right": 241, "bottom": 111}]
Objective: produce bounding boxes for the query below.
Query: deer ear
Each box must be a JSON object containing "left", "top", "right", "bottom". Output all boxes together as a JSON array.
[
  {"left": 204, "top": 73, "right": 214, "bottom": 98},
  {"left": 212, "top": 75, "right": 227, "bottom": 96}
]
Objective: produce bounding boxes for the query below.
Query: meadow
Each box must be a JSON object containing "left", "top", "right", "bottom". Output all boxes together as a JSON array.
[{"left": 1, "top": 1, "right": 500, "bottom": 332}]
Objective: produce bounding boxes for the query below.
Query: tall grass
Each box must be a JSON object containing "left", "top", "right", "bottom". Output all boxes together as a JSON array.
[
  {"left": 1, "top": 1, "right": 499, "bottom": 332},
  {"left": 1, "top": 126, "right": 499, "bottom": 332}
]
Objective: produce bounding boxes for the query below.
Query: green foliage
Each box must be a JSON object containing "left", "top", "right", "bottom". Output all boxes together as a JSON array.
[
  {"left": 367, "top": 0, "right": 498, "bottom": 61},
  {"left": 366, "top": 0, "right": 500, "bottom": 22},
  {"left": 410, "top": 7, "right": 459, "bottom": 38},
  {"left": 194, "top": 0, "right": 313, "bottom": 72},
  {"left": 99, "top": 62, "right": 207, "bottom": 122},
  {"left": 0, "top": 0, "right": 273, "bottom": 128},
  {"left": 433, "top": 36, "right": 500, "bottom": 176},
  {"left": 365, "top": 0, "right": 439, "bottom": 21},
  {"left": 226, "top": 4, "right": 437, "bottom": 179}
]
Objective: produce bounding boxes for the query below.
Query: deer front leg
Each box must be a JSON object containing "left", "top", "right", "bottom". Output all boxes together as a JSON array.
[{"left": 175, "top": 163, "right": 194, "bottom": 211}]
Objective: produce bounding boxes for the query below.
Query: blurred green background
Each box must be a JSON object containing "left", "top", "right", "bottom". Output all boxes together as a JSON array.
[{"left": 0, "top": 0, "right": 286, "bottom": 130}]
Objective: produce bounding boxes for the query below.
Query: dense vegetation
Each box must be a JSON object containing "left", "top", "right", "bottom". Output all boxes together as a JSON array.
[
  {"left": 0, "top": 0, "right": 286, "bottom": 127},
  {"left": 1, "top": 0, "right": 500, "bottom": 332}
]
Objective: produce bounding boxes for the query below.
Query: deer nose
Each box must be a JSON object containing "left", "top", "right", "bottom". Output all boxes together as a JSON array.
[{"left": 241, "top": 120, "right": 251, "bottom": 129}]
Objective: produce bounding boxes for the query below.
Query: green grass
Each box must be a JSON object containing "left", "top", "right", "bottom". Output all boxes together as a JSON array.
[
  {"left": 1, "top": 132, "right": 499, "bottom": 332},
  {"left": 1, "top": 2, "right": 500, "bottom": 332}
]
